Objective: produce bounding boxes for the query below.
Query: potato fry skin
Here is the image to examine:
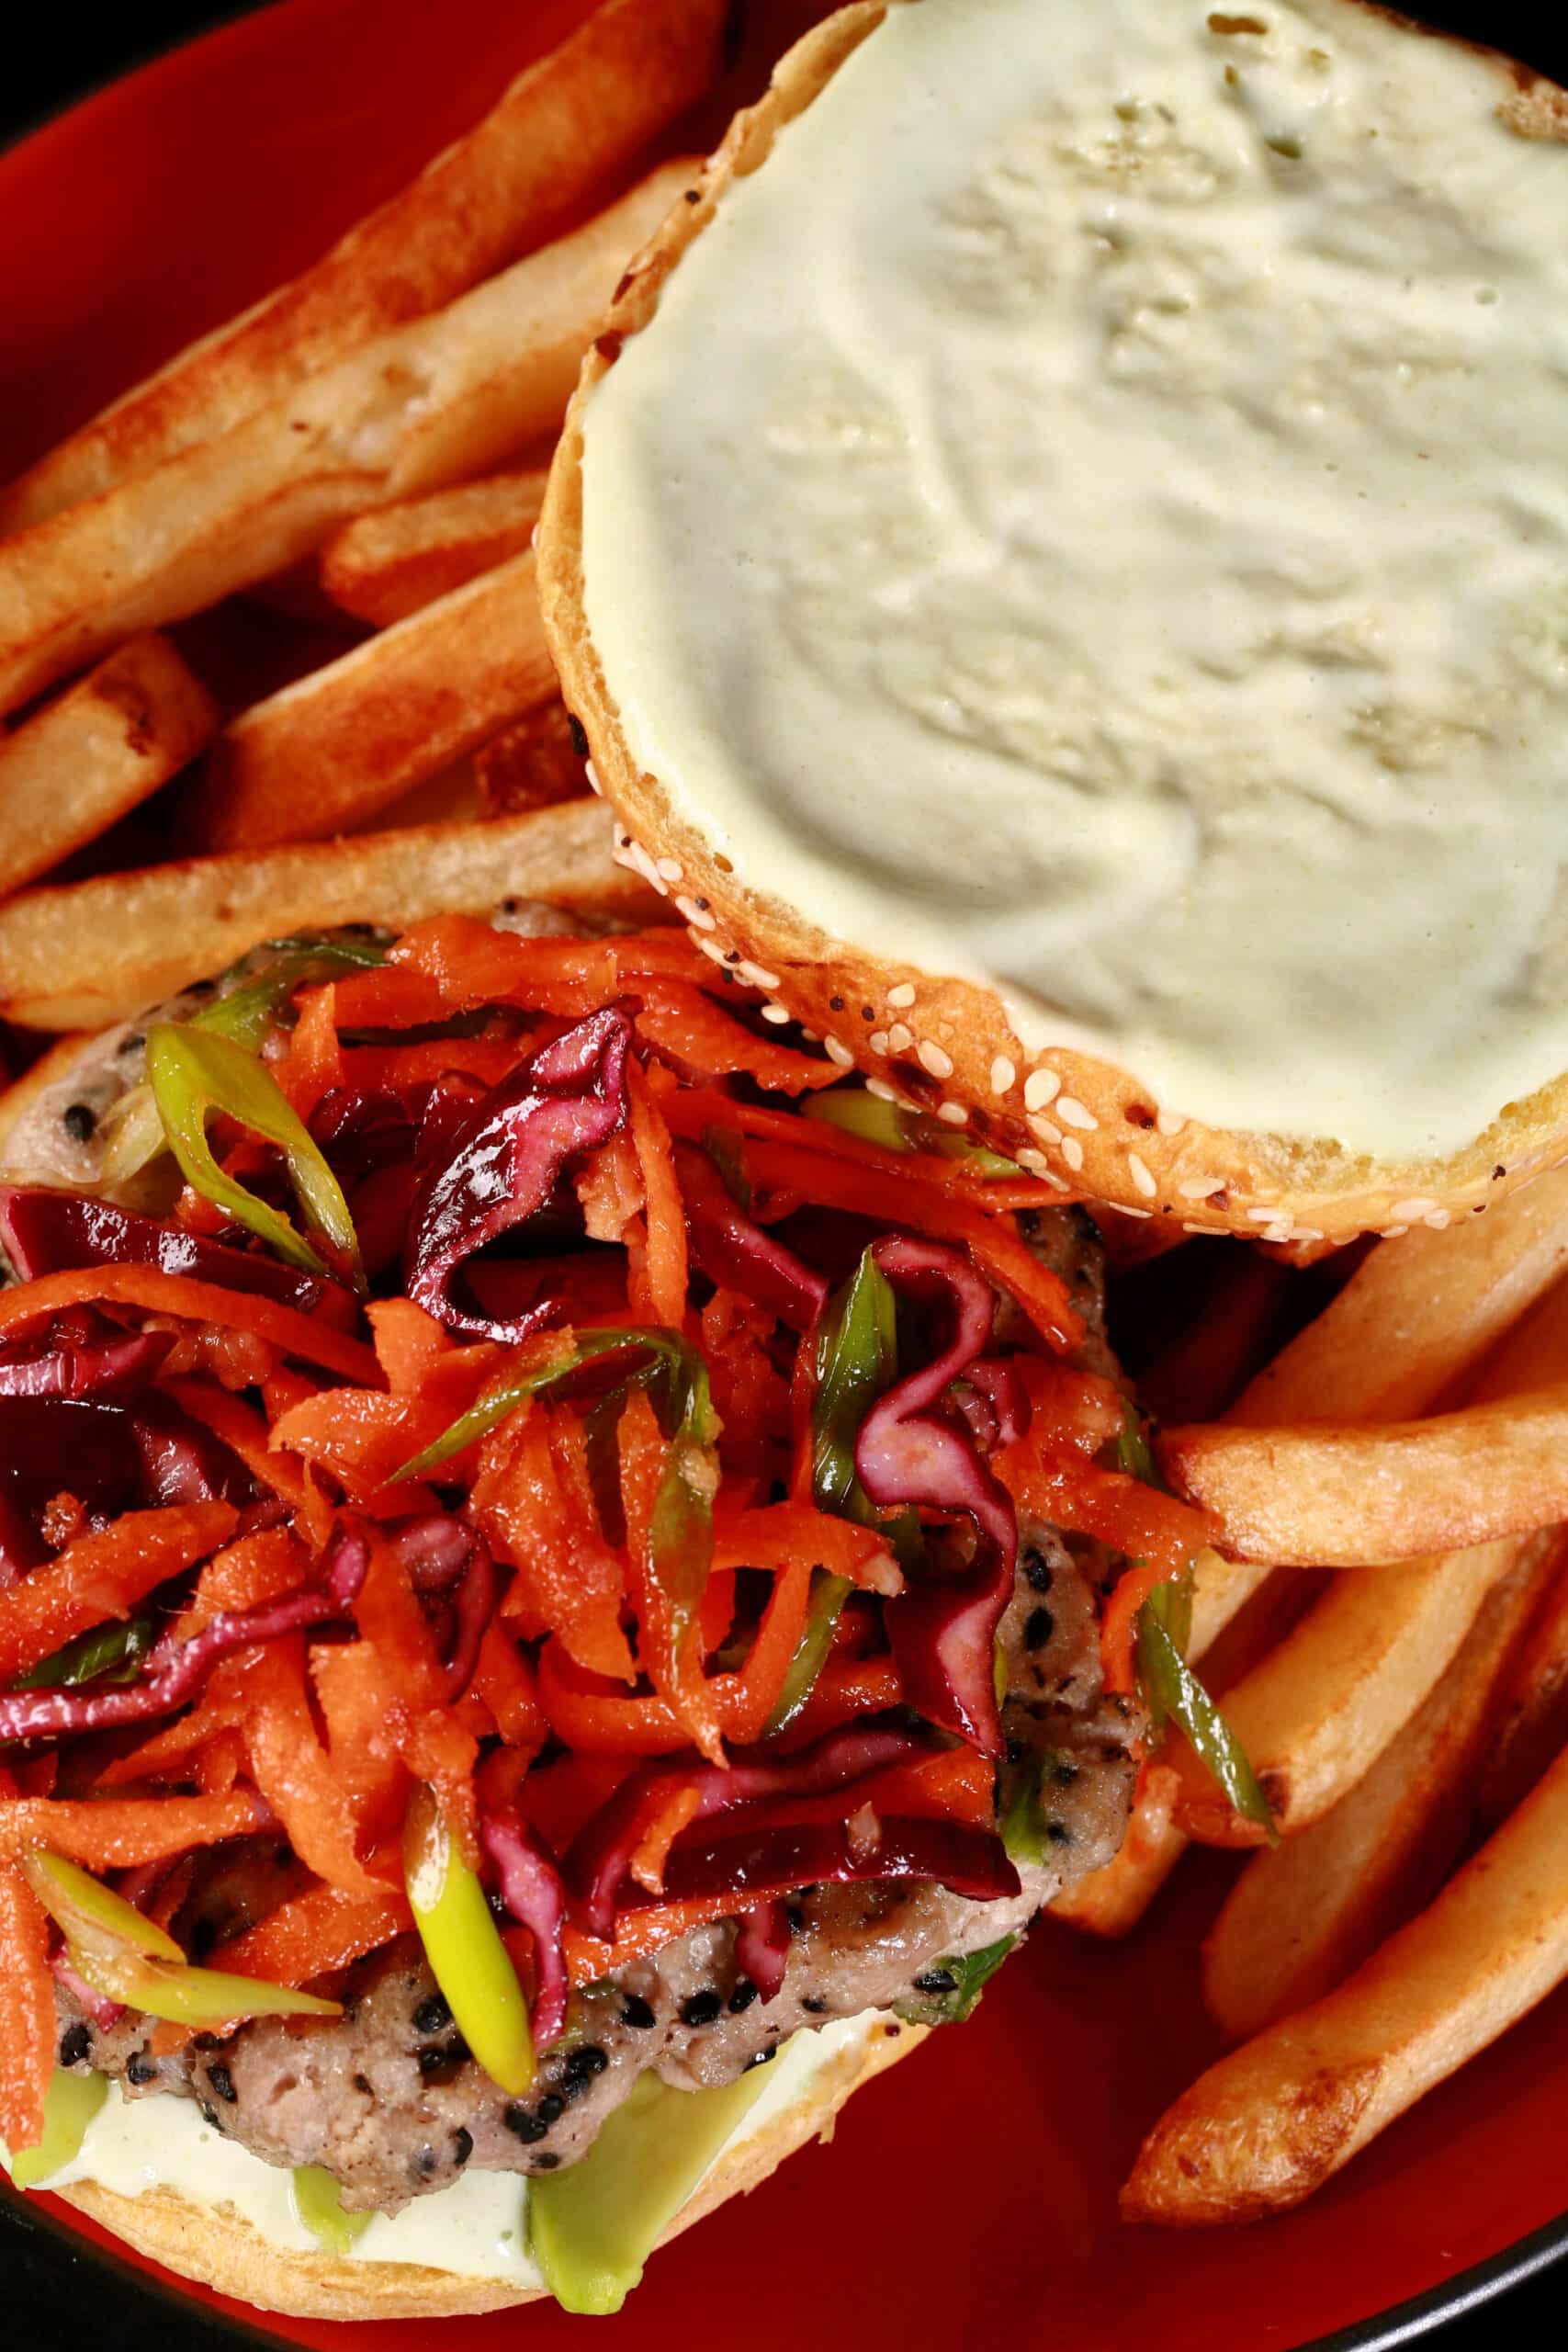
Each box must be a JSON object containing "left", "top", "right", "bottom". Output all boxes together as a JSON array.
[
  {"left": 319, "top": 469, "right": 548, "bottom": 628},
  {"left": 1123, "top": 1737, "right": 1568, "bottom": 2225}
]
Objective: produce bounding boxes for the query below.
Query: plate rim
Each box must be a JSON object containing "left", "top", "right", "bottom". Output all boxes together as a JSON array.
[{"left": 2, "top": 2, "right": 1567, "bottom": 2346}]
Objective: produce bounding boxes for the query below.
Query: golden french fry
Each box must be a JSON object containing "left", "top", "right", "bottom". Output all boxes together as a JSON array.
[
  {"left": 1178, "top": 1536, "right": 1522, "bottom": 1846},
  {"left": 474, "top": 701, "right": 591, "bottom": 818},
  {"left": 0, "top": 802, "right": 658, "bottom": 1032},
  {"left": 1122, "top": 1734, "right": 1568, "bottom": 2225},
  {"left": 1162, "top": 1385, "right": 1568, "bottom": 1568},
  {"left": 197, "top": 551, "right": 557, "bottom": 852},
  {"left": 1477, "top": 1544, "right": 1568, "bottom": 1835},
  {"left": 0, "top": 161, "right": 694, "bottom": 722},
  {"left": 0, "top": 635, "right": 219, "bottom": 898},
  {"left": 319, "top": 468, "right": 548, "bottom": 628},
  {"left": 1055, "top": 1191, "right": 1568, "bottom": 1935},
  {"left": 0, "top": 0, "right": 727, "bottom": 531},
  {"left": 1202, "top": 1541, "right": 1562, "bottom": 2040}
]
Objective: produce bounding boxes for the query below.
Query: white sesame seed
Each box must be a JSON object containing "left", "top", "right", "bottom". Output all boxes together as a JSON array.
[
  {"left": 990, "top": 1057, "right": 1016, "bottom": 1097},
  {"left": 1246, "top": 1206, "right": 1281, "bottom": 1224},
  {"left": 1015, "top": 1148, "right": 1051, "bottom": 1176},
  {"left": 1023, "top": 1069, "right": 1060, "bottom": 1114},
  {"left": 1116, "top": 1204, "right": 1152, "bottom": 1220},
  {"left": 1177, "top": 1174, "right": 1224, "bottom": 1200},
  {"left": 696, "top": 934, "right": 729, "bottom": 965},
  {"left": 1423, "top": 1209, "right": 1451, "bottom": 1231},
  {"left": 1028, "top": 1115, "right": 1062, "bottom": 1148},
  {"left": 736, "top": 960, "right": 781, "bottom": 991},
  {"left": 1261, "top": 1224, "right": 1292, "bottom": 1246},
  {"left": 1156, "top": 1110, "right": 1186, "bottom": 1137},
  {"left": 937, "top": 1102, "right": 968, "bottom": 1125},
  {"left": 676, "top": 896, "right": 716, "bottom": 931},
  {"left": 760, "top": 1002, "right": 791, "bottom": 1025},
  {"left": 1127, "top": 1152, "right": 1157, "bottom": 1199},
  {"left": 917, "top": 1038, "right": 954, "bottom": 1080},
  {"left": 868, "top": 1032, "right": 890, "bottom": 1056},
  {"left": 1055, "top": 1095, "right": 1098, "bottom": 1131},
  {"left": 656, "top": 856, "right": 683, "bottom": 883},
  {"left": 887, "top": 983, "right": 916, "bottom": 1008},
  {"left": 1389, "top": 1197, "right": 1439, "bottom": 1221},
  {"left": 1060, "top": 1136, "right": 1085, "bottom": 1172},
  {"left": 1380, "top": 1225, "right": 1409, "bottom": 1239},
  {"left": 886, "top": 1023, "right": 914, "bottom": 1055},
  {"left": 583, "top": 759, "right": 603, "bottom": 797},
  {"left": 824, "top": 1035, "right": 855, "bottom": 1069},
  {"left": 865, "top": 1077, "right": 899, "bottom": 1103},
  {"left": 1182, "top": 1219, "right": 1213, "bottom": 1235}
]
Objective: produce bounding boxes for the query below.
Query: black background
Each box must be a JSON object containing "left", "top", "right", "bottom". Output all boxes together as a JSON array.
[{"left": 3, "top": 4, "right": 1566, "bottom": 2346}]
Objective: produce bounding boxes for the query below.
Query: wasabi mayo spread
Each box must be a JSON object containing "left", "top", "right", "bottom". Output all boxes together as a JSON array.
[
  {"left": 6, "top": 2015, "right": 873, "bottom": 2295},
  {"left": 579, "top": 0, "right": 1568, "bottom": 1158}
]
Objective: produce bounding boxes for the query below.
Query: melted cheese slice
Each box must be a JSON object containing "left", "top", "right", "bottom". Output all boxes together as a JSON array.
[{"left": 580, "top": 0, "right": 1568, "bottom": 1157}]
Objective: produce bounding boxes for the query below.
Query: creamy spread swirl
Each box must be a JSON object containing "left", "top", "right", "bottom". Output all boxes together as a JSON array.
[{"left": 580, "top": 0, "right": 1568, "bottom": 1157}]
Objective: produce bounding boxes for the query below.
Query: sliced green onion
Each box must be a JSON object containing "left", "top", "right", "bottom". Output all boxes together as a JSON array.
[
  {"left": 1135, "top": 1608, "right": 1278, "bottom": 1844},
  {"left": 23, "top": 1849, "right": 344, "bottom": 2026},
  {"left": 806, "top": 1088, "right": 1021, "bottom": 1178},
  {"left": 7, "top": 2066, "right": 107, "bottom": 2189},
  {"left": 146, "top": 1021, "right": 361, "bottom": 1286},
  {"left": 403, "top": 1785, "right": 535, "bottom": 2097},
  {"left": 764, "top": 1249, "right": 900, "bottom": 1736},
  {"left": 293, "top": 2165, "right": 374, "bottom": 2255},
  {"left": 643, "top": 1357, "right": 720, "bottom": 1688},
  {"left": 700, "top": 1122, "right": 751, "bottom": 1212},
  {"left": 397, "top": 1326, "right": 704, "bottom": 1480},
  {"left": 15, "top": 1616, "right": 154, "bottom": 1690},
  {"left": 894, "top": 1933, "right": 1016, "bottom": 2026}
]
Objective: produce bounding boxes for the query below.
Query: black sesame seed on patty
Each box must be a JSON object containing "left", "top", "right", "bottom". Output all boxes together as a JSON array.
[
  {"left": 535, "top": 2153, "right": 562, "bottom": 2170},
  {"left": 800, "top": 1996, "right": 828, "bottom": 2014},
  {"left": 536, "top": 2093, "right": 565, "bottom": 2126},
  {"left": 197, "top": 2101, "right": 222, "bottom": 2132},
  {"left": 452, "top": 2127, "right": 474, "bottom": 2167},
  {"left": 58, "top": 2022, "right": 92, "bottom": 2069},
  {"left": 564, "top": 2043, "right": 609, "bottom": 2084},
  {"left": 567, "top": 713, "right": 590, "bottom": 758},
  {"left": 413, "top": 2146, "right": 440, "bottom": 2178},
  {"left": 207, "top": 2063, "right": 238, "bottom": 2104},
  {"left": 126, "top": 2051, "right": 156, "bottom": 2086},
  {"left": 61, "top": 1102, "right": 97, "bottom": 1144},
  {"left": 1023, "top": 1555, "right": 1055, "bottom": 1596},
  {"left": 502, "top": 2105, "right": 551, "bottom": 2144},
  {"left": 727, "top": 1978, "right": 759, "bottom": 2015},
  {"left": 680, "top": 1989, "right": 724, "bottom": 2028},
  {"left": 743, "top": 2046, "right": 776, "bottom": 2071},
  {"left": 621, "top": 1995, "right": 657, "bottom": 2030},
  {"left": 412, "top": 1990, "right": 452, "bottom": 2037},
  {"left": 353, "top": 2073, "right": 374, "bottom": 2096},
  {"left": 1046, "top": 1819, "right": 1073, "bottom": 1845},
  {"left": 912, "top": 1969, "right": 957, "bottom": 1996},
  {"left": 1024, "top": 1606, "right": 1055, "bottom": 1650}
]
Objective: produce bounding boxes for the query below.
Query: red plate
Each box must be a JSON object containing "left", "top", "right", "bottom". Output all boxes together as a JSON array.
[{"left": 3, "top": 5, "right": 1566, "bottom": 2344}]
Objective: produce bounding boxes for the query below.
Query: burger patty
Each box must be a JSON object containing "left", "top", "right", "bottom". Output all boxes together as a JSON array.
[{"left": 56, "top": 1520, "right": 1136, "bottom": 2212}]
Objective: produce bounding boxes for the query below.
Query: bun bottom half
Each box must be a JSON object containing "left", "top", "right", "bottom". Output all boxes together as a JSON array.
[{"left": 49, "top": 2014, "right": 923, "bottom": 2322}]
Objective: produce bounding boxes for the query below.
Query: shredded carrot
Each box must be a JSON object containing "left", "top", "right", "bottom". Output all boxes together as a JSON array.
[
  {"left": 626, "top": 1062, "right": 688, "bottom": 1329},
  {"left": 634, "top": 985, "right": 841, "bottom": 1096},
  {"left": 238, "top": 1636, "right": 382, "bottom": 1897},
  {"left": 619, "top": 1388, "right": 724, "bottom": 1764},
  {"left": 0, "top": 1501, "right": 238, "bottom": 1683},
  {"left": 273, "top": 980, "right": 344, "bottom": 1122},
  {"left": 1100, "top": 1558, "right": 1178, "bottom": 1698},
  {"left": 995, "top": 1446, "right": 1211, "bottom": 1578},
  {"left": 0, "top": 1266, "right": 379, "bottom": 1383},
  {"left": 0, "top": 1792, "right": 265, "bottom": 1866},
  {"left": 474, "top": 1408, "right": 636, "bottom": 1683},
  {"left": 576, "top": 1127, "right": 644, "bottom": 1245},
  {"left": 209, "top": 1878, "right": 412, "bottom": 1987},
  {"left": 629, "top": 1785, "right": 703, "bottom": 1894},
  {"left": 160, "top": 1380, "right": 313, "bottom": 1514},
  {"left": 0, "top": 1852, "right": 53, "bottom": 2156},
  {"left": 664, "top": 1083, "right": 1071, "bottom": 1207}
]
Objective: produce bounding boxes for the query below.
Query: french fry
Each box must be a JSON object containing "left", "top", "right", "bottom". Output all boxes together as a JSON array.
[
  {"left": 1476, "top": 1545, "right": 1568, "bottom": 1835},
  {"left": 1122, "top": 1735, "right": 1568, "bottom": 2225},
  {"left": 1176, "top": 1536, "right": 1523, "bottom": 1846},
  {"left": 1054, "top": 1186, "right": 1568, "bottom": 1934},
  {"left": 0, "top": 802, "right": 658, "bottom": 1032},
  {"left": 0, "top": 0, "right": 727, "bottom": 531},
  {"left": 0, "top": 635, "right": 218, "bottom": 898},
  {"left": 319, "top": 468, "right": 548, "bottom": 628},
  {"left": 197, "top": 552, "right": 557, "bottom": 851},
  {"left": 474, "top": 701, "right": 591, "bottom": 817},
  {"left": 1162, "top": 1386, "right": 1568, "bottom": 1568},
  {"left": 1202, "top": 1541, "right": 1563, "bottom": 2040},
  {"left": 0, "top": 161, "right": 694, "bottom": 721},
  {"left": 1174, "top": 1283, "right": 1568, "bottom": 1845}
]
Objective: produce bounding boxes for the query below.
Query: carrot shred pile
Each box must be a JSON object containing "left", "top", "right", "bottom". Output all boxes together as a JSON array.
[{"left": 0, "top": 914, "right": 1156, "bottom": 2154}]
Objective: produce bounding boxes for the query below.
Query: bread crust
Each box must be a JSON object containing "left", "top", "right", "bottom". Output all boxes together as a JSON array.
[
  {"left": 49, "top": 2013, "right": 922, "bottom": 2321},
  {"left": 537, "top": 0, "right": 1568, "bottom": 1248}
]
